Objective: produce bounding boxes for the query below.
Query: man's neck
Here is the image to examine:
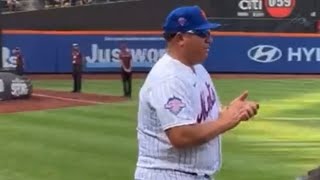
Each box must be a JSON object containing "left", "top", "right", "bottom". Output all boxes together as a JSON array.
[
  {"left": 167, "top": 51, "right": 196, "bottom": 73},
  {"left": 167, "top": 50, "right": 193, "bottom": 67}
]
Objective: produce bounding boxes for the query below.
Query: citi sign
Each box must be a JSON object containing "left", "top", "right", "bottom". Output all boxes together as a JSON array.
[{"left": 248, "top": 45, "right": 320, "bottom": 63}]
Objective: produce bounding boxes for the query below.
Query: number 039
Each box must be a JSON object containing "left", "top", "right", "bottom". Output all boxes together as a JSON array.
[{"left": 268, "top": 0, "right": 292, "bottom": 7}]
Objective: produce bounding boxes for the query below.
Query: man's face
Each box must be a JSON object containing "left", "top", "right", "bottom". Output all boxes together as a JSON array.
[
  {"left": 120, "top": 44, "right": 128, "bottom": 52},
  {"left": 12, "top": 49, "right": 20, "bottom": 55},
  {"left": 73, "top": 47, "right": 79, "bottom": 52},
  {"left": 181, "top": 30, "right": 212, "bottom": 64}
]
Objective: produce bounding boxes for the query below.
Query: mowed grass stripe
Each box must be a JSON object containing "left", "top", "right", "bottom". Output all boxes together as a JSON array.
[
  {"left": 0, "top": 112, "right": 137, "bottom": 180},
  {"left": 216, "top": 118, "right": 320, "bottom": 180},
  {"left": 0, "top": 112, "right": 136, "bottom": 140},
  {"left": 0, "top": 140, "right": 135, "bottom": 180},
  {"left": 32, "top": 79, "right": 143, "bottom": 96},
  {"left": 215, "top": 79, "right": 320, "bottom": 103},
  {"left": 0, "top": 104, "right": 138, "bottom": 128}
]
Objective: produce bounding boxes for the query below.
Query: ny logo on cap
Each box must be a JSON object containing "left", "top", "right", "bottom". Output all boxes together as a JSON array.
[{"left": 178, "top": 17, "right": 187, "bottom": 26}]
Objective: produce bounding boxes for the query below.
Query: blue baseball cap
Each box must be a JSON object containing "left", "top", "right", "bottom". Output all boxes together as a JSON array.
[{"left": 162, "top": 5, "right": 221, "bottom": 34}]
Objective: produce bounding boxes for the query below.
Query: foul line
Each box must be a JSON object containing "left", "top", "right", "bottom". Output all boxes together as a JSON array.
[
  {"left": 33, "top": 93, "right": 105, "bottom": 105},
  {"left": 29, "top": 94, "right": 320, "bottom": 120}
]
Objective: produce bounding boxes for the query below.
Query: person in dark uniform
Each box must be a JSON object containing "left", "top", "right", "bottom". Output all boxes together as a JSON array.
[
  {"left": 13, "top": 47, "right": 24, "bottom": 76},
  {"left": 119, "top": 44, "right": 132, "bottom": 98},
  {"left": 71, "top": 43, "right": 83, "bottom": 93}
]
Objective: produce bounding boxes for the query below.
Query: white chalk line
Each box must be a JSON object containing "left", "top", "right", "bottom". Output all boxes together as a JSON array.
[
  {"left": 29, "top": 95, "right": 320, "bottom": 119},
  {"left": 33, "top": 93, "right": 106, "bottom": 105}
]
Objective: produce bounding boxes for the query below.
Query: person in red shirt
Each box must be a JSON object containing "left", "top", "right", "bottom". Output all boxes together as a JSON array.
[
  {"left": 13, "top": 47, "right": 24, "bottom": 76},
  {"left": 119, "top": 43, "right": 132, "bottom": 98},
  {"left": 71, "top": 43, "right": 83, "bottom": 93}
]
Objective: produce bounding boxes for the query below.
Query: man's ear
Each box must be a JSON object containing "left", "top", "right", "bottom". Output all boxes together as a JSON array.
[{"left": 175, "top": 33, "right": 185, "bottom": 47}]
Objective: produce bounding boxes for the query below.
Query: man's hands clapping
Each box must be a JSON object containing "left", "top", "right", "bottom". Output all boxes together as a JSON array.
[{"left": 219, "top": 91, "right": 259, "bottom": 130}]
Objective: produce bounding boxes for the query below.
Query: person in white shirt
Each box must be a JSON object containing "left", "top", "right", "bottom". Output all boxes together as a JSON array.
[{"left": 134, "top": 5, "right": 259, "bottom": 180}]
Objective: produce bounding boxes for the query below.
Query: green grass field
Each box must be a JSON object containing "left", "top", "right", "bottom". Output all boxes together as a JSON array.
[{"left": 0, "top": 77, "right": 319, "bottom": 180}]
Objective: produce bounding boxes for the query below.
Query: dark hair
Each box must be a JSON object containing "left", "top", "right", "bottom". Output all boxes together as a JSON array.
[{"left": 163, "top": 32, "right": 177, "bottom": 41}]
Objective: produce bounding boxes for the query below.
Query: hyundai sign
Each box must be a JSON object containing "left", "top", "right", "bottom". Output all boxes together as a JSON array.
[
  {"left": 204, "top": 35, "right": 320, "bottom": 73},
  {"left": 248, "top": 45, "right": 282, "bottom": 63}
]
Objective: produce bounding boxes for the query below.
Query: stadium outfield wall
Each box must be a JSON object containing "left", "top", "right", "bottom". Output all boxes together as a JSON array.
[{"left": 2, "top": 30, "right": 320, "bottom": 74}]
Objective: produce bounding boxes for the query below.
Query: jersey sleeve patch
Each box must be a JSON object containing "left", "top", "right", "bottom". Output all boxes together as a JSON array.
[{"left": 164, "top": 97, "right": 186, "bottom": 115}]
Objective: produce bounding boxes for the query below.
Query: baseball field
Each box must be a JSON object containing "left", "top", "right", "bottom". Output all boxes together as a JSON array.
[{"left": 0, "top": 74, "right": 319, "bottom": 180}]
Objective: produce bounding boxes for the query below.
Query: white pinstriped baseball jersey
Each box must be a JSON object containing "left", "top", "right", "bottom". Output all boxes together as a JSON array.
[{"left": 135, "top": 53, "right": 222, "bottom": 180}]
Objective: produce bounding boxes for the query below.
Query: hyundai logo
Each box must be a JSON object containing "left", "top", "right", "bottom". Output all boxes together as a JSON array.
[{"left": 248, "top": 45, "right": 282, "bottom": 63}]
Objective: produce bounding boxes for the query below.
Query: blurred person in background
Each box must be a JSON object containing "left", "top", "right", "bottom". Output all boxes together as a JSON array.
[
  {"left": 6, "top": 0, "right": 18, "bottom": 11},
  {"left": 80, "top": 0, "right": 91, "bottom": 5},
  {"left": 119, "top": 43, "right": 132, "bottom": 98},
  {"left": 12, "top": 47, "right": 25, "bottom": 76},
  {"left": 71, "top": 43, "right": 83, "bottom": 93}
]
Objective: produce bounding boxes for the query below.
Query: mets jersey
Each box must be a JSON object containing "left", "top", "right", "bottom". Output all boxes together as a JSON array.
[{"left": 135, "top": 53, "right": 222, "bottom": 178}]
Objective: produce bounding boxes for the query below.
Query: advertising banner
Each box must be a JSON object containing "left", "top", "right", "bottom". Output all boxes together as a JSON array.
[
  {"left": 209, "top": 0, "right": 317, "bottom": 19},
  {"left": 206, "top": 35, "right": 320, "bottom": 73},
  {"left": 2, "top": 34, "right": 166, "bottom": 73},
  {"left": 2, "top": 31, "right": 320, "bottom": 74}
]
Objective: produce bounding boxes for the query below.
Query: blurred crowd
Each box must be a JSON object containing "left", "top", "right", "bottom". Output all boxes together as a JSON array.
[{"left": 1, "top": 0, "right": 128, "bottom": 12}]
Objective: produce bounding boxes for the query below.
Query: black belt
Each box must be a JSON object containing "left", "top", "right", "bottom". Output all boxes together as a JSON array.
[{"left": 173, "top": 169, "right": 211, "bottom": 179}]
